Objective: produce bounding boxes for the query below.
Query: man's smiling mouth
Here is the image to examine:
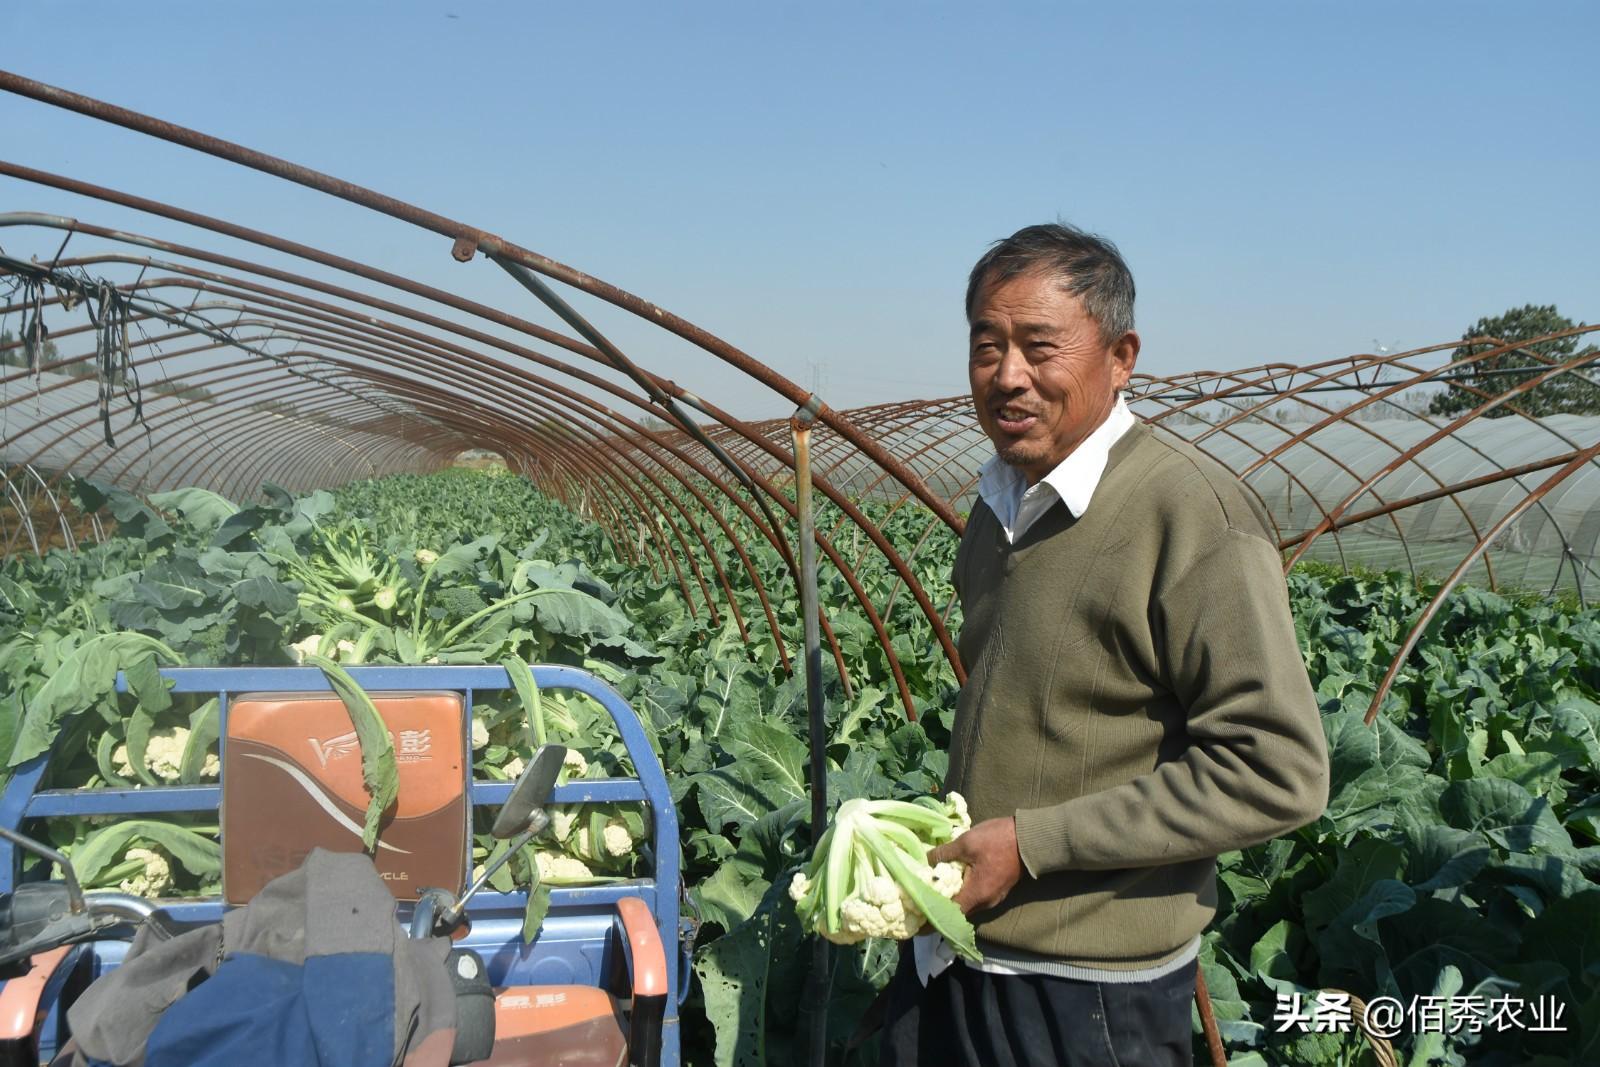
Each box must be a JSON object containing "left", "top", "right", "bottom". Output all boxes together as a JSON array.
[{"left": 993, "top": 406, "right": 1039, "bottom": 434}]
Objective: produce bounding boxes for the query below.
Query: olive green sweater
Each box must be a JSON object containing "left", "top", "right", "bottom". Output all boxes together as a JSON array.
[{"left": 947, "top": 422, "right": 1330, "bottom": 970}]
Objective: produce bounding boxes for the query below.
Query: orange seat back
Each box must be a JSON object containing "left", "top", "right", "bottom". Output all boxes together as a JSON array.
[{"left": 222, "top": 691, "right": 468, "bottom": 903}]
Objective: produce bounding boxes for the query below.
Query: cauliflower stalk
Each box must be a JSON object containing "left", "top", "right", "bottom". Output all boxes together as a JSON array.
[{"left": 789, "top": 793, "right": 979, "bottom": 961}]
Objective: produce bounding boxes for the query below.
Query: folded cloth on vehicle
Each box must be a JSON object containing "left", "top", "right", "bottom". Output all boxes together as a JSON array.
[{"left": 55, "top": 848, "right": 457, "bottom": 1067}]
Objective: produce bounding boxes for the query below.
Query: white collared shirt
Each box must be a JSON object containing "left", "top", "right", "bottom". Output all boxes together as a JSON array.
[{"left": 975, "top": 393, "right": 1137, "bottom": 543}]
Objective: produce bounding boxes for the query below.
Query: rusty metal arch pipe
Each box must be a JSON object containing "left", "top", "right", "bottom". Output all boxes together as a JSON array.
[
  {"left": 1283, "top": 337, "right": 1600, "bottom": 571},
  {"left": 0, "top": 331, "right": 448, "bottom": 503},
  {"left": 126, "top": 369, "right": 425, "bottom": 497},
  {"left": 0, "top": 216, "right": 961, "bottom": 691},
  {"left": 1134, "top": 356, "right": 1527, "bottom": 582},
  {"left": 0, "top": 278, "right": 659, "bottom": 575},
  {"left": 185, "top": 315, "right": 707, "bottom": 601},
  {"left": 0, "top": 300, "right": 437, "bottom": 491},
  {"left": 1366, "top": 437, "right": 1600, "bottom": 724},
  {"left": 1277, "top": 449, "right": 1590, "bottom": 553},
  {"left": 1147, "top": 363, "right": 1372, "bottom": 549},
  {"left": 0, "top": 71, "right": 963, "bottom": 533},
  {"left": 0, "top": 338, "right": 429, "bottom": 498},
  {"left": 1218, "top": 345, "right": 1596, "bottom": 587},
  {"left": 0, "top": 181, "right": 946, "bottom": 606},
  {"left": 282, "top": 334, "right": 806, "bottom": 675},
  {"left": 1133, "top": 372, "right": 1439, "bottom": 582},
  {"left": 0, "top": 238, "right": 771, "bottom": 643},
  {"left": 1373, "top": 350, "right": 1600, "bottom": 589},
  {"left": 145, "top": 308, "right": 755, "bottom": 633},
  {"left": 164, "top": 383, "right": 457, "bottom": 502},
  {"left": 18, "top": 260, "right": 838, "bottom": 684},
  {"left": 600, "top": 383, "right": 966, "bottom": 688},
  {"left": 1201, "top": 339, "right": 1589, "bottom": 481},
  {"left": 0, "top": 474, "right": 39, "bottom": 555},
  {"left": 0, "top": 334, "right": 305, "bottom": 477},
  {"left": 66, "top": 325, "right": 713, "bottom": 621},
  {"left": 70, "top": 367, "right": 668, "bottom": 588},
  {"left": 65, "top": 372, "right": 443, "bottom": 501},
  {"left": 0, "top": 191, "right": 964, "bottom": 696},
  {"left": 0, "top": 464, "right": 74, "bottom": 555}
]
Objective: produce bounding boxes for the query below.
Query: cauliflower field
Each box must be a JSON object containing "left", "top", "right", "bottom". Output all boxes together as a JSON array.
[{"left": 2, "top": 469, "right": 1598, "bottom": 1066}]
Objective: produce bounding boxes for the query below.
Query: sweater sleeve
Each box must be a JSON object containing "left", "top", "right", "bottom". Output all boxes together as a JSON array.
[{"left": 1012, "top": 528, "right": 1330, "bottom": 875}]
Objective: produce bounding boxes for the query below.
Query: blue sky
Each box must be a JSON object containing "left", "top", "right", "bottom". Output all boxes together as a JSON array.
[{"left": 2, "top": 2, "right": 1596, "bottom": 418}]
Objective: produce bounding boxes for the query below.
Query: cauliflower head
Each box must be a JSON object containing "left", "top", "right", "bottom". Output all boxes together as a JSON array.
[
  {"left": 535, "top": 851, "right": 594, "bottom": 883},
  {"left": 790, "top": 795, "right": 979, "bottom": 957},
  {"left": 835, "top": 874, "right": 925, "bottom": 942},
  {"left": 573, "top": 819, "right": 634, "bottom": 861},
  {"left": 144, "top": 729, "right": 189, "bottom": 781},
  {"left": 600, "top": 820, "right": 634, "bottom": 858},
  {"left": 945, "top": 792, "right": 971, "bottom": 834},
  {"left": 119, "top": 847, "right": 173, "bottom": 898},
  {"left": 115, "top": 729, "right": 195, "bottom": 783},
  {"left": 550, "top": 808, "right": 579, "bottom": 842},
  {"left": 927, "top": 860, "right": 967, "bottom": 899}
]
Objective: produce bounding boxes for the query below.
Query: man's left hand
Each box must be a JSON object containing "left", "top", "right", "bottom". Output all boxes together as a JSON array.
[{"left": 927, "top": 816, "right": 1024, "bottom": 915}]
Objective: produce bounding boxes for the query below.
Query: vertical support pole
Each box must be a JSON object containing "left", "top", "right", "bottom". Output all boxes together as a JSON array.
[
  {"left": 791, "top": 396, "right": 832, "bottom": 1067},
  {"left": 1195, "top": 968, "right": 1227, "bottom": 1067}
]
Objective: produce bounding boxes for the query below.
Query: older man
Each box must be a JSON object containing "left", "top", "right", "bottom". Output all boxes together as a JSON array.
[{"left": 882, "top": 224, "right": 1330, "bottom": 1066}]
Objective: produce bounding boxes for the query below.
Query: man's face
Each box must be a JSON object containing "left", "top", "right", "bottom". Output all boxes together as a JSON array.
[{"left": 968, "top": 271, "right": 1140, "bottom": 484}]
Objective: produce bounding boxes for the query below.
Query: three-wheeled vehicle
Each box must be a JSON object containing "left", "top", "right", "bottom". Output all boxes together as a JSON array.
[{"left": 0, "top": 664, "right": 686, "bottom": 1067}]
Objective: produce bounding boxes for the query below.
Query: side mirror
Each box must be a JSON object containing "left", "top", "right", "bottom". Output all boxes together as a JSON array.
[
  {"left": 490, "top": 744, "right": 567, "bottom": 840},
  {"left": 0, "top": 826, "right": 100, "bottom": 971},
  {"left": 436, "top": 744, "right": 571, "bottom": 931},
  {"left": 0, "top": 826, "right": 84, "bottom": 915}
]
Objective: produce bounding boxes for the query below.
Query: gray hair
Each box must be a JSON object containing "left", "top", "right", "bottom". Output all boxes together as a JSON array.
[{"left": 965, "top": 223, "right": 1136, "bottom": 345}]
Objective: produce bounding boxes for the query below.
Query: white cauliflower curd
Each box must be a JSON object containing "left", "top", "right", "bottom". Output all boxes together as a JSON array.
[{"left": 788, "top": 794, "right": 980, "bottom": 960}]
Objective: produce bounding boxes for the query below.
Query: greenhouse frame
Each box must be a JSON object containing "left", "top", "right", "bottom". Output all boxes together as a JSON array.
[{"left": 3, "top": 68, "right": 1598, "bottom": 1067}]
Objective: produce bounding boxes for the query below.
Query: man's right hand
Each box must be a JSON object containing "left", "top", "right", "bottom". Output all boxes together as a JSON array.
[{"left": 927, "top": 815, "right": 1024, "bottom": 915}]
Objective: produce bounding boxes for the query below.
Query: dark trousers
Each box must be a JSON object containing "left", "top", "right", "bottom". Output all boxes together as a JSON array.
[{"left": 879, "top": 944, "right": 1195, "bottom": 1067}]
